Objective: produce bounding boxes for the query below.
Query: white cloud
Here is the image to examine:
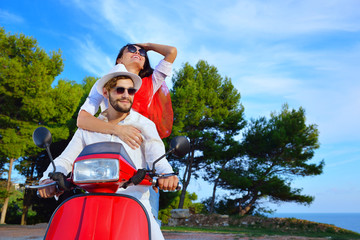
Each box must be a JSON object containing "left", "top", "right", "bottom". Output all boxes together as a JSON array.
[
  {"left": 172, "top": 34, "right": 360, "bottom": 145},
  {"left": 70, "top": 0, "right": 189, "bottom": 46},
  {"left": 0, "top": 9, "right": 24, "bottom": 24},
  {"left": 189, "top": 0, "right": 360, "bottom": 37},
  {"left": 67, "top": 0, "right": 360, "bottom": 146},
  {"left": 238, "top": 76, "right": 302, "bottom": 96},
  {"left": 71, "top": 35, "right": 113, "bottom": 77}
]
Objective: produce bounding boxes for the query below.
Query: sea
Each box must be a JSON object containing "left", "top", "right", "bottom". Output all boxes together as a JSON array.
[{"left": 268, "top": 213, "right": 360, "bottom": 233}]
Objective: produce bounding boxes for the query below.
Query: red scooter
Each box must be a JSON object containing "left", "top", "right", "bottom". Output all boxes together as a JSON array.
[{"left": 26, "top": 127, "right": 189, "bottom": 240}]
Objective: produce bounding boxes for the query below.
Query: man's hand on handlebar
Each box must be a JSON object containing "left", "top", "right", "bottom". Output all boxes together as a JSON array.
[
  {"left": 38, "top": 179, "right": 63, "bottom": 198},
  {"left": 154, "top": 174, "right": 179, "bottom": 193}
]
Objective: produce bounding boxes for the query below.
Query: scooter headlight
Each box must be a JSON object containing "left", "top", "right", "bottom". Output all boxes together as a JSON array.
[{"left": 73, "top": 158, "right": 119, "bottom": 183}]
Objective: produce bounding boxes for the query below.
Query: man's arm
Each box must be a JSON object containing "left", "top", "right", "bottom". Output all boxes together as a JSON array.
[
  {"left": 38, "top": 130, "right": 85, "bottom": 198},
  {"left": 78, "top": 110, "right": 143, "bottom": 149},
  {"left": 137, "top": 117, "right": 179, "bottom": 192}
]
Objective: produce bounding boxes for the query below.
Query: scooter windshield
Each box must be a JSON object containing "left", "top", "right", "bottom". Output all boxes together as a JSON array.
[{"left": 76, "top": 142, "right": 136, "bottom": 169}]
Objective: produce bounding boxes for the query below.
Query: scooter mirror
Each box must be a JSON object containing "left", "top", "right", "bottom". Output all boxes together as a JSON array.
[
  {"left": 32, "top": 127, "right": 56, "bottom": 173},
  {"left": 152, "top": 136, "right": 191, "bottom": 173},
  {"left": 33, "top": 127, "right": 52, "bottom": 149},
  {"left": 170, "top": 136, "right": 190, "bottom": 158}
]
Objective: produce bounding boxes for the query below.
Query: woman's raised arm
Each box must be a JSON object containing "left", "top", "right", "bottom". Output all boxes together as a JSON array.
[{"left": 136, "top": 43, "right": 177, "bottom": 63}]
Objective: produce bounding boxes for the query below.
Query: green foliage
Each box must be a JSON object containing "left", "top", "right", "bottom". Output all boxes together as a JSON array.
[
  {"left": 0, "top": 27, "right": 85, "bottom": 224},
  {"left": 3, "top": 186, "right": 24, "bottom": 224},
  {"left": 0, "top": 27, "right": 83, "bottom": 160},
  {"left": 159, "top": 191, "right": 205, "bottom": 224},
  {"left": 66, "top": 76, "right": 99, "bottom": 134},
  {"left": 0, "top": 26, "right": 83, "bottom": 163},
  {"left": 170, "top": 60, "right": 244, "bottom": 208},
  {"left": 0, "top": 28, "right": 62, "bottom": 123},
  {"left": 171, "top": 60, "right": 243, "bottom": 135},
  {"left": 0, "top": 180, "right": 11, "bottom": 201},
  {"left": 218, "top": 104, "right": 324, "bottom": 215},
  {"left": 202, "top": 135, "right": 244, "bottom": 213},
  {"left": 81, "top": 76, "right": 98, "bottom": 96},
  {"left": 162, "top": 216, "right": 360, "bottom": 239},
  {"left": 203, "top": 195, "right": 274, "bottom": 216},
  {"left": 12, "top": 75, "right": 97, "bottom": 224}
]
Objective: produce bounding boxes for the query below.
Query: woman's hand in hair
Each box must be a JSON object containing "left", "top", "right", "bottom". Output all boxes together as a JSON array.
[{"left": 135, "top": 43, "right": 177, "bottom": 63}]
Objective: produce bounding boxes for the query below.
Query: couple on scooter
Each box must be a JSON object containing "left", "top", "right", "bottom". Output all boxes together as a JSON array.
[{"left": 39, "top": 43, "right": 178, "bottom": 240}]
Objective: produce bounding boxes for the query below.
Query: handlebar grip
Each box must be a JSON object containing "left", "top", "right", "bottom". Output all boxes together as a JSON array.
[
  {"left": 154, "top": 179, "right": 181, "bottom": 192},
  {"left": 49, "top": 172, "right": 73, "bottom": 191}
]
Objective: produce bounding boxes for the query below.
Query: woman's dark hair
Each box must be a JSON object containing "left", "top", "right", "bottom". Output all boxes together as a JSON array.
[{"left": 115, "top": 44, "right": 153, "bottom": 78}]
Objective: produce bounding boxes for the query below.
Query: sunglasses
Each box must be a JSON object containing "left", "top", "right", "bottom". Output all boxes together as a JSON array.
[
  {"left": 127, "top": 44, "right": 147, "bottom": 57},
  {"left": 113, "top": 87, "right": 137, "bottom": 96}
]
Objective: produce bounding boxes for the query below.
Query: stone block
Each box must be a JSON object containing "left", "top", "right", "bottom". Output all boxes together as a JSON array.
[{"left": 170, "top": 209, "right": 190, "bottom": 219}]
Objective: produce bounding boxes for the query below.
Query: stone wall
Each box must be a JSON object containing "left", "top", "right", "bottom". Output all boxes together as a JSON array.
[
  {"left": 167, "top": 211, "right": 348, "bottom": 233},
  {"left": 168, "top": 209, "right": 229, "bottom": 227}
]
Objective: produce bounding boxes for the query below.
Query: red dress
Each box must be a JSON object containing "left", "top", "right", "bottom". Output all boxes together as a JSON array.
[{"left": 132, "top": 75, "right": 173, "bottom": 139}]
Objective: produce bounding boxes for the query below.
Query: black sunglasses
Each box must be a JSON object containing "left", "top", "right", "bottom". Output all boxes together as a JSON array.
[
  {"left": 113, "top": 87, "right": 137, "bottom": 96},
  {"left": 127, "top": 44, "right": 147, "bottom": 57}
]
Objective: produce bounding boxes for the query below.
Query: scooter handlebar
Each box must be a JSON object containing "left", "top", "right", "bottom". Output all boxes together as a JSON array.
[
  {"left": 153, "top": 173, "right": 182, "bottom": 192},
  {"left": 25, "top": 172, "right": 72, "bottom": 192},
  {"left": 25, "top": 181, "right": 57, "bottom": 189}
]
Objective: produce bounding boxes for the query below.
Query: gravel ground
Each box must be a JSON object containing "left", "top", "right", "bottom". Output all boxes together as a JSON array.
[
  {"left": 0, "top": 224, "right": 329, "bottom": 240},
  {"left": 0, "top": 223, "right": 46, "bottom": 240}
]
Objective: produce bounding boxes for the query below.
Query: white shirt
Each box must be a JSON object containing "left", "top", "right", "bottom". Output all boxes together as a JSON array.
[
  {"left": 80, "top": 59, "right": 173, "bottom": 115},
  {"left": 41, "top": 109, "right": 174, "bottom": 206}
]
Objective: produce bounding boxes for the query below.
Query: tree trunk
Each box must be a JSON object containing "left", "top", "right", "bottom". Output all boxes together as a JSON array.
[
  {"left": 21, "top": 162, "right": 35, "bottom": 225},
  {"left": 21, "top": 189, "right": 33, "bottom": 225},
  {"left": 209, "top": 177, "right": 219, "bottom": 213},
  {"left": 21, "top": 205, "right": 28, "bottom": 225},
  {"left": 239, "top": 203, "right": 252, "bottom": 216},
  {"left": 1, "top": 158, "right": 14, "bottom": 224},
  {"left": 238, "top": 195, "right": 258, "bottom": 216},
  {"left": 209, "top": 162, "right": 227, "bottom": 213},
  {"left": 178, "top": 150, "right": 194, "bottom": 209}
]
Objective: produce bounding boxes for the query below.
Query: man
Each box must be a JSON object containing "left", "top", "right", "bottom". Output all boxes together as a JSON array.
[{"left": 39, "top": 64, "right": 178, "bottom": 240}]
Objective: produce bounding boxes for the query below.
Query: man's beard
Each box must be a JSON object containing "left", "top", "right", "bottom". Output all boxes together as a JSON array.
[{"left": 109, "top": 94, "right": 133, "bottom": 113}]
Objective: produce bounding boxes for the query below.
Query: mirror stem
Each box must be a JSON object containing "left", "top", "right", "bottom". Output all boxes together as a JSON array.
[
  {"left": 45, "top": 145, "right": 56, "bottom": 173},
  {"left": 152, "top": 148, "right": 175, "bottom": 173}
]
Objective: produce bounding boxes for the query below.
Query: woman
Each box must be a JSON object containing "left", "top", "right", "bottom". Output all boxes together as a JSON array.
[{"left": 77, "top": 43, "right": 177, "bottom": 149}]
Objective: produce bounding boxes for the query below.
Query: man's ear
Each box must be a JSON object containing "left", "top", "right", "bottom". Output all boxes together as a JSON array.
[
  {"left": 116, "top": 58, "right": 122, "bottom": 64},
  {"left": 103, "top": 88, "right": 109, "bottom": 99}
]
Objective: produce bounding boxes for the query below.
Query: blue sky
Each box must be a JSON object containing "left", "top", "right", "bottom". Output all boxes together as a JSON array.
[{"left": 1, "top": 0, "right": 360, "bottom": 213}]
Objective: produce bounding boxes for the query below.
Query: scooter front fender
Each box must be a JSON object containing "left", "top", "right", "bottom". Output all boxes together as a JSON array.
[{"left": 45, "top": 193, "right": 151, "bottom": 240}]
